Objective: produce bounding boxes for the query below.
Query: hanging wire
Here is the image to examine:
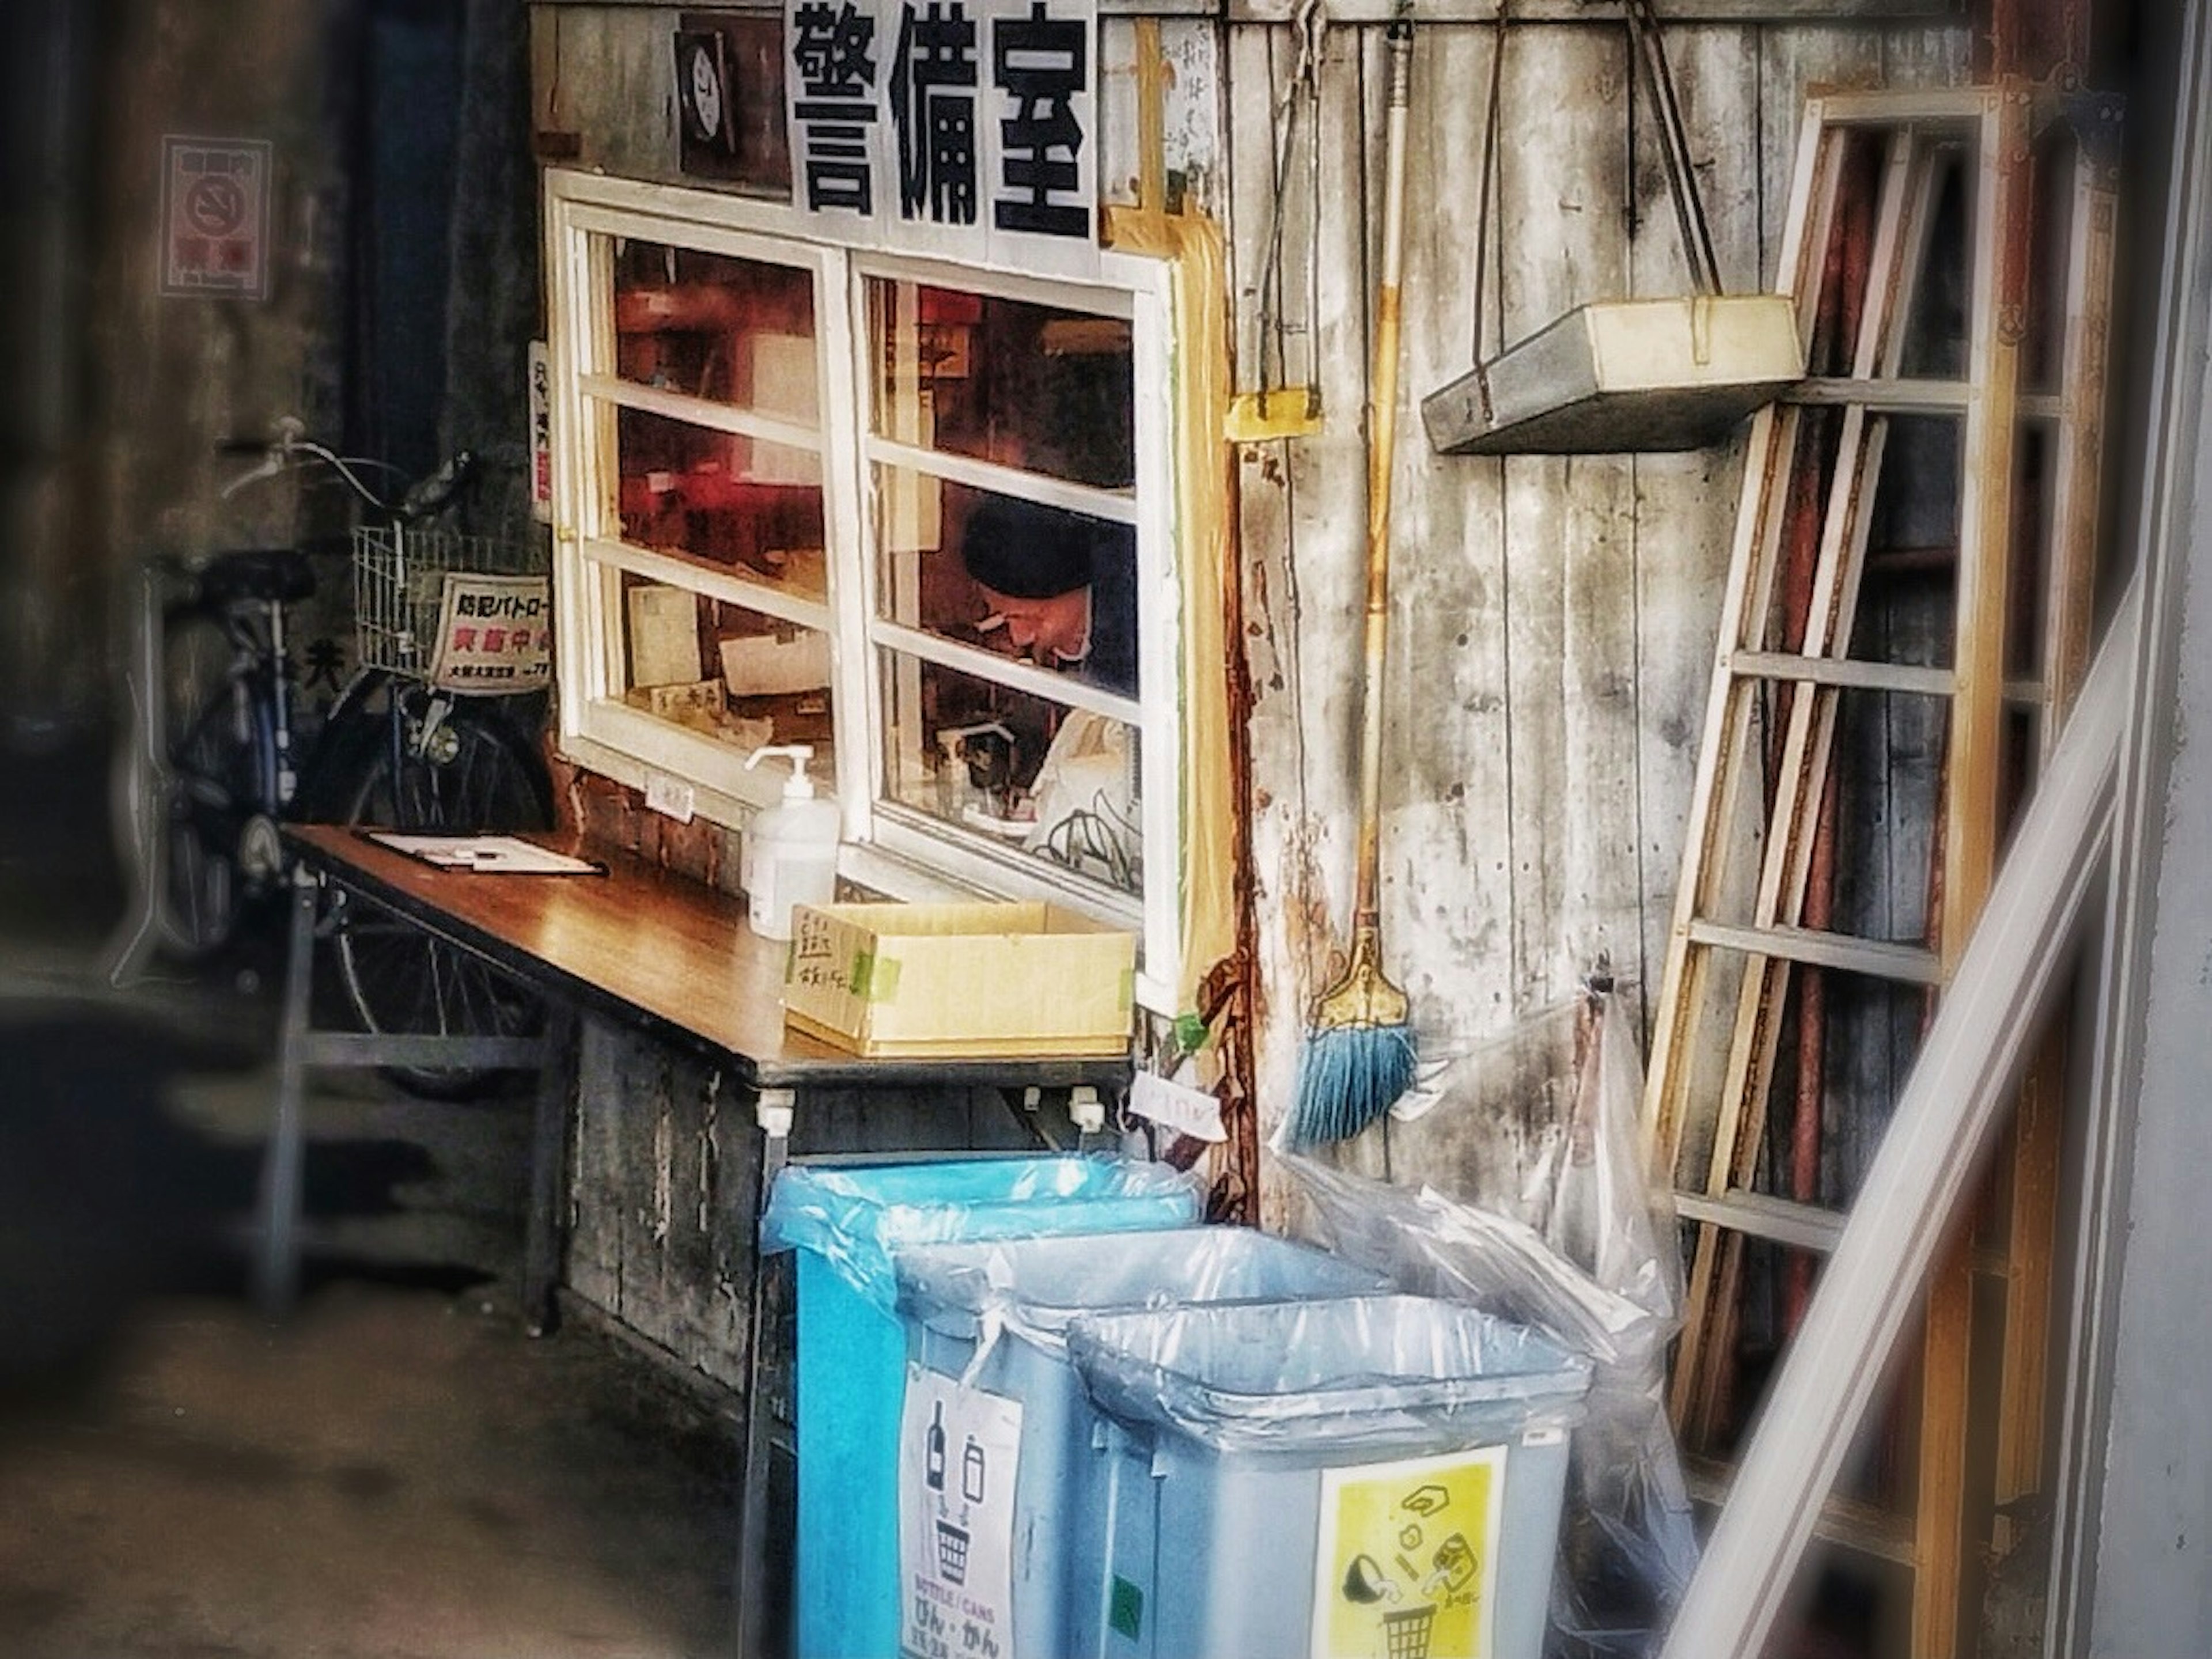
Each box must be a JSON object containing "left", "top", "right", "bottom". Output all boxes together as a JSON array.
[
  {"left": 1468, "top": 0, "right": 1510, "bottom": 427},
  {"left": 1622, "top": 0, "right": 1724, "bottom": 296},
  {"left": 1249, "top": 0, "right": 1329, "bottom": 418}
]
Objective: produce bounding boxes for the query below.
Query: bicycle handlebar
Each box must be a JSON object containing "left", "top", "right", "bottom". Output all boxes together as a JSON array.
[
  {"left": 214, "top": 422, "right": 472, "bottom": 523},
  {"left": 397, "top": 449, "right": 476, "bottom": 521}
]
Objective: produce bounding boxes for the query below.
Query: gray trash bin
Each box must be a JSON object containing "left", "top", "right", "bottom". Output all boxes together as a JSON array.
[
  {"left": 1066, "top": 1294, "right": 1593, "bottom": 1659},
  {"left": 891, "top": 1228, "right": 1387, "bottom": 1659}
]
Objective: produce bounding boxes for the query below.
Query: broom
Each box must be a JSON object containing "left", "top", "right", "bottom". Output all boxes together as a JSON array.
[{"left": 1289, "top": 10, "right": 1418, "bottom": 1147}]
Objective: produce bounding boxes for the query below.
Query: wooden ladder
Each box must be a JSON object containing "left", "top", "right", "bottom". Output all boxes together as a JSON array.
[{"left": 1643, "top": 82, "right": 2118, "bottom": 1657}]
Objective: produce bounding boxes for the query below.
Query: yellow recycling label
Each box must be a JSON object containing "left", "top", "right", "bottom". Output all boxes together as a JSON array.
[{"left": 1311, "top": 1444, "right": 1508, "bottom": 1659}]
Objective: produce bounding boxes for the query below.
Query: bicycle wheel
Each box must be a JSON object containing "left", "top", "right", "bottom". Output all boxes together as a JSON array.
[
  {"left": 321, "top": 691, "right": 555, "bottom": 1100},
  {"left": 157, "top": 612, "right": 265, "bottom": 960}
]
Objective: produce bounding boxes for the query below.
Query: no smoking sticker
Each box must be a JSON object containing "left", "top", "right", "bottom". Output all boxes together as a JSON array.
[
  {"left": 161, "top": 137, "right": 272, "bottom": 299},
  {"left": 185, "top": 174, "right": 248, "bottom": 237}
]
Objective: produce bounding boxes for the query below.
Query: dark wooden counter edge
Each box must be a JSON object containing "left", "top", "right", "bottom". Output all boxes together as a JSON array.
[{"left": 283, "top": 824, "right": 1131, "bottom": 1094}]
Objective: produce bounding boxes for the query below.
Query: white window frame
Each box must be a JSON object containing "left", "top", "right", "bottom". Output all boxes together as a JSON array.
[{"left": 543, "top": 169, "right": 1185, "bottom": 1012}]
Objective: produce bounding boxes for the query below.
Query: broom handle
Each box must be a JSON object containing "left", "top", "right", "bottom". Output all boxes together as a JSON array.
[{"left": 1354, "top": 15, "right": 1415, "bottom": 923}]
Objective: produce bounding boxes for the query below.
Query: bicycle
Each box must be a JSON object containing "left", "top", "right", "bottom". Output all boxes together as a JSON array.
[{"left": 108, "top": 427, "right": 556, "bottom": 1097}]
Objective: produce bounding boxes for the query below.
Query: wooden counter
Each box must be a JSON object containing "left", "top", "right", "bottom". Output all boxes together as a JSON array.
[{"left": 283, "top": 823, "right": 1124, "bottom": 1090}]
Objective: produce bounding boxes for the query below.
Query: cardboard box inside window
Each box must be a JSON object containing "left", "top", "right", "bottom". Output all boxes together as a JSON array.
[
  {"left": 782, "top": 901, "right": 1135, "bottom": 1059},
  {"left": 628, "top": 583, "right": 703, "bottom": 688}
]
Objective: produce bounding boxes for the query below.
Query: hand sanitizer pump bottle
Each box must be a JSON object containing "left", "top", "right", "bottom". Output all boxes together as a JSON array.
[{"left": 740, "top": 745, "right": 840, "bottom": 941}]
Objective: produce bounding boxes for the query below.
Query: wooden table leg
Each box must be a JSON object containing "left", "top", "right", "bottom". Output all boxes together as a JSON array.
[
  {"left": 736, "top": 1086, "right": 796, "bottom": 1659},
  {"left": 522, "top": 1003, "right": 578, "bottom": 1337},
  {"left": 253, "top": 866, "right": 320, "bottom": 1317}
]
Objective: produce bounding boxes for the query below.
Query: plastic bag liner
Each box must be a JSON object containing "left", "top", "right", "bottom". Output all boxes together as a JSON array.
[
  {"left": 757, "top": 1155, "right": 1203, "bottom": 1317},
  {"left": 1068, "top": 1293, "right": 1592, "bottom": 1458},
  {"left": 1281, "top": 1153, "right": 1699, "bottom": 1657},
  {"left": 894, "top": 1226, "right": 1388, "bottom": 1364}
]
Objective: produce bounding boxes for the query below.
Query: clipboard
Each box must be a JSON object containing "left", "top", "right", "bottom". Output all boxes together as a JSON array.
[{"left": 359, "top": 831, "right": 607, "bottom": 876}]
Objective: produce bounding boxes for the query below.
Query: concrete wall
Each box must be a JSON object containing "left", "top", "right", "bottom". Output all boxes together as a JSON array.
[{"left": 79, "top": 0, "right": 349, "bottom": 646}]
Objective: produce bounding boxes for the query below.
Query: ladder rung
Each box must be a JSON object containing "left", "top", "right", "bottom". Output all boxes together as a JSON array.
[
  {"left": 1805, "top": 87, "right": 1992, "bottom": 128},
  {"left": 1676, "top": 1188, "right": 1847, "bottom": 1253},
  {"left": 1728, "top": 652, "right": 1954, "bottom": 697},
  {"left": 1675, "top": 1191, "right": 2012, "bottom": 1272},
  {"left": 1786, "top": 376, "right": 1969, "bottom": 412},
  {"left": 1683, "top": 1455, "right": 1915, "bottom": 1566},
  {"left": 1684, "top": 919, "right": 1944, "bottom": 985},
  {"left": 1781, "top": 380, "right": 2063, "bottom": 423}
]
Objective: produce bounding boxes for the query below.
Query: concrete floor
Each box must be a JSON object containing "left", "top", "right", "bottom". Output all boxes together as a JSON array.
[
  {"left": 0, "top": 726, "right": 746, "bottom": 1658},
  {"left": 0, "top": 1285, "right": 741, "bottom": 1658}
]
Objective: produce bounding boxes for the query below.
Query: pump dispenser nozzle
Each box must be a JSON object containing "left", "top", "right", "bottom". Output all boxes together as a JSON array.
[{"left": 745, "top": 743, "right": 817, "bottom": 800}]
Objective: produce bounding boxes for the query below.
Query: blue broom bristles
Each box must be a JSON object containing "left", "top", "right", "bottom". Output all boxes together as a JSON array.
[{"left": 1289, "top": 1022, "right": 1418, "bottom": 1147}]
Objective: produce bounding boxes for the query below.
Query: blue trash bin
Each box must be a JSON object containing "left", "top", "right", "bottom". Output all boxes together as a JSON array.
[
  {"left": 760, "top": 1157, "right": 1201, "bottom": 1659},
  {"left": 1066, "top": 1294, "right": 1593, "bottom": 1659},
  {"left": 891, "top": 1228, "right": 1387, "bottom": 1659}
]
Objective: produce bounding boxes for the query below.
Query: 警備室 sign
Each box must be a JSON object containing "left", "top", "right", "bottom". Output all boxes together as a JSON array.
[{"left": 785, "top": 0, "right": 1100, "bottom": 278}]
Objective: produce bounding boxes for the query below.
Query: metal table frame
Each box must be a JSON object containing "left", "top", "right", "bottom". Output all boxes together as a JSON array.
[{"left": 255, "top": 827, "right": 1129, "bottom": 1657}]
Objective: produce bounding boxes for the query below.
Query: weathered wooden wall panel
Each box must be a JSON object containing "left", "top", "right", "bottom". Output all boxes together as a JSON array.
[
  {"left": 1369, "top": 21, "right": 1520, "bottom": 1191},
  {"left": 1233, "top": 17, "right": 1971, "bottom": 1225},
  {"left": 564, "top": 1014, "right": 1042, "bottom": 1387},
  {"left": 567, "top": 1018, "right": 760, "bottom": 1391}
]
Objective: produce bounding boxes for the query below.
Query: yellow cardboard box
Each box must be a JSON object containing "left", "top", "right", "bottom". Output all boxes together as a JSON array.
[{"left": 781, "top": 901, "right": 1136, "bottom": 1058}]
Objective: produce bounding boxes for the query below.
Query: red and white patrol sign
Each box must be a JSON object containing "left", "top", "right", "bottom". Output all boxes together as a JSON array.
[
  {"left": 161, "top": 137, "right": 273, "bottom": 299},
  {"left": 427, "top": 574, "right": 555, "bottom": 694}
]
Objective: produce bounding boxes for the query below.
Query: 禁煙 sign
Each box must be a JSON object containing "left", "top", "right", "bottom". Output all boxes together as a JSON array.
[
  {"left": 785, "top": 0, "right": 1100, "bottom": 279},
  {"left": 160, "top": 137, "right": 272, "bottom": 300}
]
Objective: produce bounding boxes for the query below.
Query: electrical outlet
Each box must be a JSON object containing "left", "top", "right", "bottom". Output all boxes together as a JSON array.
[{"left": 645, "top": 772, "right": 695, "bottom": 824}]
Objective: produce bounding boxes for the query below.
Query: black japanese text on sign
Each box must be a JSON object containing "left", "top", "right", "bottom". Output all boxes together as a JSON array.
[
  {"left": 892, "top": 3, "right": 979, "bottom": 227},
  {"left": 791, "top": 0, "right": 881, "bottom": 214},
  {"left": 990, "top": 1, "right": 1086, "bottom": 240},
  {"left": 786, "top": 0, "right": 1096, "bottom": 270}
]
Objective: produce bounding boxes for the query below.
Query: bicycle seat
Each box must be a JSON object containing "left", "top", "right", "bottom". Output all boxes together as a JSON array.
[{"left": 194, "top": 547, "right": 317, "bottom": 605}]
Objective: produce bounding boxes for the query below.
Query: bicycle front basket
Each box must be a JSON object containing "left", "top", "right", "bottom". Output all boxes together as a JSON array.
[{"left": 351, "top": 525, "right": 551, "bottom": 691}]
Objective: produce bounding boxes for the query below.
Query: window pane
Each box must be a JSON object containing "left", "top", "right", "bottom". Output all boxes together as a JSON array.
[
  {"left": 881, "top": 651, "right": 1141, "bottom": 896},
  {"left": 867, "top": 279, "right": 1134, "bottom": 488},
  {"left": 873, "top": 472, "right": 1137, "bottom": 700},
  {"left": 613, "top": 242, "right": 817, "bottom": 415},
  {"left": 612, "top": 406, "right": 827, "bottom": 599},
  {"left": 612, "top": 573, "right": 836, "bottom": 765}
]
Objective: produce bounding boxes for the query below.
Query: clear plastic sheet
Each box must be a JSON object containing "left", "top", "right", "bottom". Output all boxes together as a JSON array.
[
  {"left": 1519, "top": 990, "right": 1684, "bottom": 1331},
  {"left": 893, "top": 1226, "right": 1387, "bottom": 1355},
  {"left": 757, "top": 1154, "right": 1203, "bottom": 1315},
  {"left": 1279, "top": 992, "right": 1698, "bottom": 1658},
  {"left": 1067, "top": 1293, "right": 1592, "bottom": 1456}
]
